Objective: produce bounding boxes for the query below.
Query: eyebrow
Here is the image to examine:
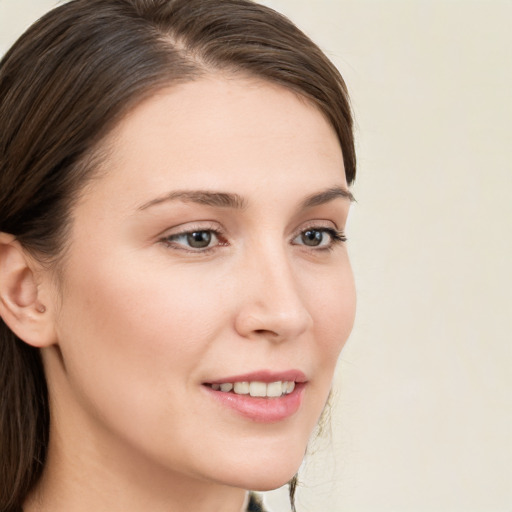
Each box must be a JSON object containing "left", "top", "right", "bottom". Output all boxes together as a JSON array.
[
  {"left": 138, "top": 190, "right": 247, "bottom": 210},
  {"left": 138, "top": 185, "right": 354, "bottom": 211},
  {"left": 300, "top": 186, "right": 355, "bottom": 208}
]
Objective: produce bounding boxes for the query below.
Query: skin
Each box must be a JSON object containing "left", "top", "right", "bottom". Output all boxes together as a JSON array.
[{"left": 20, "top": 76, "right": 356, "bottom": 512}]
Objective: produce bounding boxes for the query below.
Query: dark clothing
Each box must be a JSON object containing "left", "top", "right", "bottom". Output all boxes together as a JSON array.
[{"left": 247, "top": 492, "right": 267, "bottom": 512}]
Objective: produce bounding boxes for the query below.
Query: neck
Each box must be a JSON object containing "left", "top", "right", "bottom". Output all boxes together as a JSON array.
[
  {"left": 23, "top": 349, "right": 250, "bottom": 512},
  {"left": 23, "top": 406, "right": 248, "bottom": 512},
  {"left": 25, "top": 448, "right": 248, "bottom": 512}
]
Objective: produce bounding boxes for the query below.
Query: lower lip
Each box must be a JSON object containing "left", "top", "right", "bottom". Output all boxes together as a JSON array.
[{"left": 203, "top": 383, "right": 306, "bottom": 423}]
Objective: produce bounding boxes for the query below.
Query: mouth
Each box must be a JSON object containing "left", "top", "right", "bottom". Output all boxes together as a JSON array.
[
  {"left": 205, "top": 380, "right": 296, "bottom": 398},
  {"left": 202, "top": 370, "right": 307, "bottom": 422}
]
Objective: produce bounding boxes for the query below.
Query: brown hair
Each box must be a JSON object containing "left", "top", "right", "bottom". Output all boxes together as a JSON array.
[{"left": 0, "top": 0, "right": 355, "bottom": 510}]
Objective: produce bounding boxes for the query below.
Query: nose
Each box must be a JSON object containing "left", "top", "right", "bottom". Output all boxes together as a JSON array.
[{"left": 233, "top": 246, "right": 313, "bottom": 343}]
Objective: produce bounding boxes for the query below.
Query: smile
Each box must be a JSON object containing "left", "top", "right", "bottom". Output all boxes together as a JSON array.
[
  {"left": 203, "top": 371, "right": 307, "bottom": 422},
  {"left": 207, "top": 381, "right": 296, "bottom": 397}
]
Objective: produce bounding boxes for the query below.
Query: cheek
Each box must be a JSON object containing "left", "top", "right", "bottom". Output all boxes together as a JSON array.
[
  {"left": 306, "top": 260, "right": 356, "bottom": 398},
  {"left": 53, "top": 253, "right": 226, "bottom": 428},
  {"left": 309, "top": 258, "right": 356, "bottom": 349}
]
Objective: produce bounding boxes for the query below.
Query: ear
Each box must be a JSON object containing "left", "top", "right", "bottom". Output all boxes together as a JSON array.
[{"left": 0, "top": 232, "right": 57, "bottom": 347}]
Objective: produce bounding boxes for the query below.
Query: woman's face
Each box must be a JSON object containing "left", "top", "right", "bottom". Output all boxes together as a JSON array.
[{"left": 44, "top": 76, "right": 355, "bottom": 492}]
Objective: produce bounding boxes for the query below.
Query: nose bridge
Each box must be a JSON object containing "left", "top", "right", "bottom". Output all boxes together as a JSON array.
[{"left": 235, "top": 237, "right": 312, "bottom": 340}]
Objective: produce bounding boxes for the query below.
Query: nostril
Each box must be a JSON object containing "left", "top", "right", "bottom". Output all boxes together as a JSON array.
[{"left": 254, "top": 329, "right": 278, "bottom": 337}]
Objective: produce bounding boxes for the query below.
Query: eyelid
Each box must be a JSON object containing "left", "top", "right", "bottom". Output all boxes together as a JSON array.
[
  {"left": 293, "top": 218, "right": 338, "bottom": 233},
  {"left": 158, "top": 220, "right": 223, "bottom": 238},
  {"left": 158, "top": 221, "right": 228, "bottom": 253},
  {"left": 291, "top": 219, "right": 344, "bottom": 239},
  {"left": 290, "top": 221, "right": 347, "bottom": 250}
]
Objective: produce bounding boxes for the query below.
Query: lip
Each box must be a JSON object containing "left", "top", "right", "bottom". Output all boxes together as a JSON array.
[
  {"left": 205, "top": 369, "right": 307, "bottom": 385},
  {"left": 202, "top": 369, "right": 307, "bottom": 423}
]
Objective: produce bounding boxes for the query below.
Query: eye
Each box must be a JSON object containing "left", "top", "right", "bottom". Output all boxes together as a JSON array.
[
  {"left": 161, "top": 229, "right": 224, "bottom": 251},
  {"left": 184, "top": 231, "right": 214, "bottom": 249},
  {"left": 292, "top": 227, "right": 346, "bottom": 249}
]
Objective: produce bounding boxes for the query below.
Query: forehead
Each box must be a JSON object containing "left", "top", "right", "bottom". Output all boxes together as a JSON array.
[{"left": 81, "top": 76, "right": 346, "bottom": 212}]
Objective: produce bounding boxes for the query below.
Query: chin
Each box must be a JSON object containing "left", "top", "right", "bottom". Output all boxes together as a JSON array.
[
  {"left": 225, "top": 468, "right": 299, "bottom": 493},
  {"left": 209, "top": 443, "right": 305, "bottom": 492},
  {"left": 248, "top": 474, "right": 297, "bottom": 493}
]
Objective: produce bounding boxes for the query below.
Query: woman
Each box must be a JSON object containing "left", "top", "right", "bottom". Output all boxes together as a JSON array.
[{"left": 0, "top": 1, "right": 356, "bottom": 511}]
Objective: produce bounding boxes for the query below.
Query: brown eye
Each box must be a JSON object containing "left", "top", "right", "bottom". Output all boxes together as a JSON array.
[
  {"left": 163, "top": 229, "right": 221, "bottom": 251},
  {"left": 186, "top": 231, "right": 212, "bottom": 248},
  {"left": 292, "top": 227, "right": 346, "bottom": 249},
  {"left": 301, "top": 229, "right": 323, "bottom": 246}
]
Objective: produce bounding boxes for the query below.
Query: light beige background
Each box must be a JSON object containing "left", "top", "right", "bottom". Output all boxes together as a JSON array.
[{"left": 1, "top": 1, "right": 510, "bottom": 511}]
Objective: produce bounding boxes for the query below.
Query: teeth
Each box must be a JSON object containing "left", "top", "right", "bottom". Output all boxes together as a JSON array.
[
  {"left": 249, "top": 381, "right": 267, "bottom": 397},
  {"left": 211, "top": 380, "right": 296, "bottom": 397},
  {"left": 286, "top": 381, "right": 295, "bottom": 394},
  {"left": 267, "top": 381, "right": 284, "bottom": 397},
  {"left": 233, "top": 382, "right": 249, "bottom": 394}
]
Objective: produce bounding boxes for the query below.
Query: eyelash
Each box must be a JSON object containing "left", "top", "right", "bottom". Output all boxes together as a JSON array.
[
  {"left": 159, "top": 225, "right": 346, "bottom": 254},
  {"left": 300, "top": 227, "right": 347, "bottom": 250}
]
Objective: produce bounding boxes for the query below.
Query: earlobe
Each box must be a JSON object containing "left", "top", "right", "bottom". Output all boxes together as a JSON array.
[{"left": 0, "top": 232, "right": 56, "bottom": 348}]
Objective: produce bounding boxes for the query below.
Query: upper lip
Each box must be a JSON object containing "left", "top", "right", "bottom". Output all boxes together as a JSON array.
[{"left": 205, "top": 369, "right": 307, "bottom": 385}]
